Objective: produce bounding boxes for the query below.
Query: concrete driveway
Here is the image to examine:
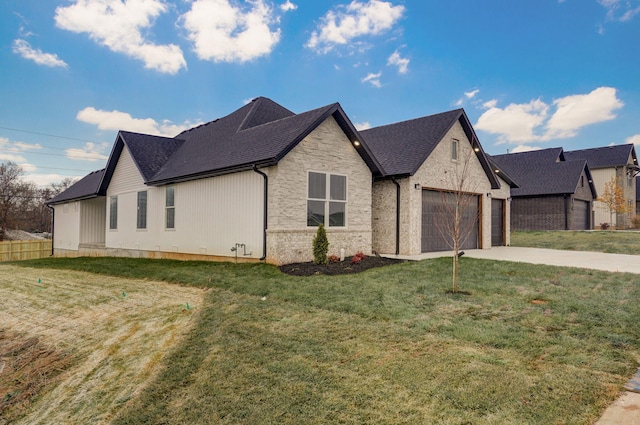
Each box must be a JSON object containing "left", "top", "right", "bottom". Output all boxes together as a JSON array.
[{"left": 393, "top": 246, "right": 640, "bottom": 274}]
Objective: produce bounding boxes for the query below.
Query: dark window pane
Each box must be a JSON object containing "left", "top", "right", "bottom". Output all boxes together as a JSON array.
[
  {"left": 330, "top": 175, "right": 346, "bottom": 200},
  {"left": 166, "top": 207, "right": 175, "bottom": 229},
  {"left": 329, "top": 202, "right": 345, "bottom": 227},
  {"left": 308, "top": 172, "right": 326, "bottom": 199},
  {"left": 166, "top": 186, "right": 175, "bottom": 207},
  {"left": 307, "top": 200, "right": 325, "bottom": 226},
  {"left": 109, "top": 196, "right": 118, "bottom": 230},
  {"left": 137, "top": 191, "right": 147, "bottom": 229}
]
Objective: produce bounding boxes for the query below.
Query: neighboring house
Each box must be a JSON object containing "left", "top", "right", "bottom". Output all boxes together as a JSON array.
[
  {"left": 490, "top": 148, "right": 597, "bottom": 231},
  {"left": 565, "top": 144, "right": 638, "bottom": 228},
  {"left": 48, "top": 98, "right": 511, "bottom": 265}
]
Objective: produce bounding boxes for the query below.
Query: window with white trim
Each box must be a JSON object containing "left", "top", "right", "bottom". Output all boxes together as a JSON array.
[
  {"left": 451, "top": 139, "right": 459, "bottom": 161},
  {"left": 165, "top": 186, "right": 175, "bottom": 229},
  {"left": 137, "top": 191, "right": 147, "bottom": 229},
  {"left": 307, "top": 172, "right": 347, "bottom": 227},
  {"left": 109, "top": 196, "right": 118, "bottom": 230}
]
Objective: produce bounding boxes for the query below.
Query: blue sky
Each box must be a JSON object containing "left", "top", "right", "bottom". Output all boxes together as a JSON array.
[{"left": 1, "top": 0, "right": 639, "bottom": 186}]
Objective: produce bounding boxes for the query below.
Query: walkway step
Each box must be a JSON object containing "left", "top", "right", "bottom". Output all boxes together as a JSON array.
[{"left": 624, "top": 369, "right": 640, "bottom": 393}]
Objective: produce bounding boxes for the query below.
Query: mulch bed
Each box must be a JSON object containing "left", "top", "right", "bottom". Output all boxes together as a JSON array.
[{"left": 279, "top": 255, "right": 406, "bottom": 276}]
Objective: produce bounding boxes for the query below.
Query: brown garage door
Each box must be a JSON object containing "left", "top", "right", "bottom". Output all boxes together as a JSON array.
[
  {"left": 573, "top": 200, "right": 589, "bottom": 230},
  {"left": 491, "top": 198, "right": 504, "bottom": 246},
  {"left": 421, "top": 190, "right": 479, "bottom": 252}
]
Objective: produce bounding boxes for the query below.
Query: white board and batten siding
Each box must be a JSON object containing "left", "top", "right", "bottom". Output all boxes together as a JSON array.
[
  {"left": 106, "top": 145, "right": 264, "bottom": 258},
  {"left": 591, "top": 168, "right": 618, "bottom": 227},
  {"left": 53, "top": 201, "right": 80, "bottom": 251},
  {"left": 79, "top": 197, "right": 106, "bottom": 245}
]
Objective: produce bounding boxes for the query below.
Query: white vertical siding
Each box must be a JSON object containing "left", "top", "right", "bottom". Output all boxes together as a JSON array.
[
  {"left": 104, "top": 144, "right": 264, "bottom": 258},
  {"left": 80, "top": 197, "right": 106, "bottom": 244},
  {"left": 53, "top": 202, "right": 80, "bottom": 250},
  {"left": 591, "top": 168, "right": 618, "bottom": 226}
]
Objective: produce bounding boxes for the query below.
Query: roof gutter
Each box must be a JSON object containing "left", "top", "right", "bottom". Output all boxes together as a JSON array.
[
  {"left": 391, "top": 177, "right": 401, "bottom": 255},
  {"left": 252, "top": 165, "right": 268, "bottom": 261}
]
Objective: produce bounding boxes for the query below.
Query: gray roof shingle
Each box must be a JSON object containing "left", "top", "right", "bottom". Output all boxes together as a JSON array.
[
  {"left": 490, "top": 148, "right": 592, "bottom": 197},
  {"left": 47, "top": 169, "right": 105, "bottom": 204},
  {"left": 564, "top": 144, "right": 636, "bottom": 168}
]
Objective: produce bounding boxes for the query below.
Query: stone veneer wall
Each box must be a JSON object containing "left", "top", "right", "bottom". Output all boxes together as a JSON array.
[
  {"left": 373, "top": 120, "right": 496, "bottom": 256},
  {"left": 266, "top": 115, "right": 373, "bottom": 265}
]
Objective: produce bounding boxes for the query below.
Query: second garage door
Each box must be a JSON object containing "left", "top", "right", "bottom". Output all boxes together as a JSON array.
[
  {"left": 421, "top": 190, "right": 480, "bottom": 252},
  {"left": 573, "top": 200, "right": 590, "bottom": 230}
]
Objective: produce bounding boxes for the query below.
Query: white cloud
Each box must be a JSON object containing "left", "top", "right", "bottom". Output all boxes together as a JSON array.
[
  {"left": 65, "top": 142, "right": 109, "bottom": 162},
  {"left": 12, "top": 39, "right": 68, "bottom": 68},
  {"left": 475, "top": 87, "right": 623, "bottom": 144},
  {"left": 354, "top": 121, "right": 371, "bottom": 130},
  {"left": 511, "top": 145, "right": 542, "bottom": 153},
  {"left": 626, "top": 134, "right": 640, "bottom": 147},
  {"left": 24, "top": 173, "right": 78, "bottom": 188},
  {"left": 361, "top": 71, "right": 382, "bottom": 88},
  {"left": 387, "top": 49, "right": 409, "bottom": 74},
  {"left": 598, "top": 0, "right": 640, "bottom": 22},
  {"left": 54, "top": 0, "right": 186, "bottom": 74},
  {"left": 76, "top": 106, "right": 197, "bottom": 137},
  {"left": 306, "top": 1, "right": 405, "bottom": 53},
  {"left": 181, "top": 0, "right": 283, "bottom": 63},
  {"left": 465, "top": 89, "right": 480, "bottom": 99},
  {"left": 280, "top": 0, "right": 297, "bottom": 12},
  {"left": 545, "top": 87, "right": 623, "bottom": 139},
  {"left": 476, "top": 99, "right": 549, "bottom": 143}
]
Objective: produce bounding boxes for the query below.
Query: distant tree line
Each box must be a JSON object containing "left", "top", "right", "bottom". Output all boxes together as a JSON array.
[{"left": 0, "top": 161, "right": 76, "bottom": 241}]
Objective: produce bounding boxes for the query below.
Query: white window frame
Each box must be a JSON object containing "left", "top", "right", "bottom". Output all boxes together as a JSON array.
[{"left": 307, "top": 171, "right": 347, "bottom": 228}]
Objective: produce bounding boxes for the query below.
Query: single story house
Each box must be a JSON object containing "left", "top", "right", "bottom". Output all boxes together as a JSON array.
[
  {"left": 48, "top": 97, "right": 512, "bottom": 265},
  {"left": 490, "top": 148, "right": 597, "bottom": 231},
  {"left": 564, "top": 144, "right": 638, "bottom": 228}
]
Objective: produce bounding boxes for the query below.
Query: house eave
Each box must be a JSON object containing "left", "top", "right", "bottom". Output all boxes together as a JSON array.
[{"left": 146, "top": 159, "right": 277, "bottom": 186}]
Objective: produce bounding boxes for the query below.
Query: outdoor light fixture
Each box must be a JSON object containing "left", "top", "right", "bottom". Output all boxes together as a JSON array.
[
  {"left": 474, "top": 147, "right": 480, "bottom": 152},
  {"left": 487, "top": 193, "right": 492, "bottom": 198},
  {"left": 415, "top": 183, "right": 421, "bottom": 189},
  {"left": 353, "top": 140, "right": 360, "bottom": 146}
]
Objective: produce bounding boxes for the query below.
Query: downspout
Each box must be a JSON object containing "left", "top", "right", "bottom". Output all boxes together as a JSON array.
[
  {"left": 391, "top": 177, "right": 400, "bottom": 255},
  {"left": 46, "top": 204, "right": 54, "bottom": 256},
  {"left": 252, "top": 165, "right": 268, "bottom": 261}
]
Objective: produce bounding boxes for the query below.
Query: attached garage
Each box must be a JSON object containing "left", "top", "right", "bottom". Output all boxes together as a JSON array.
[{"left": 421, "top": 190, "right": 479, "bottom": 252}]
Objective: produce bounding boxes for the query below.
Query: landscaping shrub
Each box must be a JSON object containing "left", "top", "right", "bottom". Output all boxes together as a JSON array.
[{"left": 312, "top": 224, "right": 329, "bottom": 265}]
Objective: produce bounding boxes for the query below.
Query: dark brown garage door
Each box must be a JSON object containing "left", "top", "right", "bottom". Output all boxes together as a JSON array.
[
  {"left": 421, "top": 190, "right": 479, "bottom": 252},
  {"left": 573, "top": 200, "right": 589, "bottom": 230},
  {"left": 491, "top": 198, "right": 504, "bottom": 246}
]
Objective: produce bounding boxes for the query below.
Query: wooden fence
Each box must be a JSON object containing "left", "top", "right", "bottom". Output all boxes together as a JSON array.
[{"left": 0, "top": 240, "right": 53, "bottom": 262}]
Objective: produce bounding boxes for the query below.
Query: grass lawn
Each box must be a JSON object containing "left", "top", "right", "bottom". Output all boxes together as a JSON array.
[
  {"left": 6, "top": 256, "right": 640, "bottom": 424},
  {"left": 512, "top": 230, "right": 640, "bottom": 255}
]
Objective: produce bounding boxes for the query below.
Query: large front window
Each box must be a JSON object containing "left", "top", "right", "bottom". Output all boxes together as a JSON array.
[{"left": 307, "top": 172, "right": 346, "bottom": 227}]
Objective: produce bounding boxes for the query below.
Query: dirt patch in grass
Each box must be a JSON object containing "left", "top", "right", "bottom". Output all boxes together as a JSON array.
[
  {"left": 0, "top": 265, "right": 205, "bottom": 425},
  {"left": 279, "top": 255, "right": 405, "bottom": 276},
  {"left": 0, "top": 330, "right": 71, "bottom": 421}
]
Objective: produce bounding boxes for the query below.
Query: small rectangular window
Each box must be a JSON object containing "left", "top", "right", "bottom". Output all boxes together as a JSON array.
[
  {"left": 165, "top": 186, "right": 175, "bottom": 229},
  {"left": 581, "top": 175, "right": 584, "bottom": 187},
  {"left": 451, "top": 139, "right": 459, "bottom": 161},
  {"left": 109, "top": 196, "right": 118, "bottom": 230},
  {"left": 137, "top": 191, "right": 147, "bottom": 229}
]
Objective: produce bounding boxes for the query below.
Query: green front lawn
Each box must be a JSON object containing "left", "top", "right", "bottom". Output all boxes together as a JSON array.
[
  {"left": 16, "top": 256, "right": 640, "bottom": 424},
  {"left": 512, "top": 230, "right": 640, "bottom": 255}
]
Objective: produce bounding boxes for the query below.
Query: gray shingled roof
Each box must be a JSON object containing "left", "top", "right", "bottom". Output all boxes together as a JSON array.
[
  {"left": 490, "top": 148, "right": 593, "bottom": 197},
  {"left": 360, "top": 108, "right": 501, "bottom": 188},
  {"left": 564, "top": 144, "right": 637, "bottom": 169},
  {"left": 47, "top": 169, "right": 105, "bottom": 205}
]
